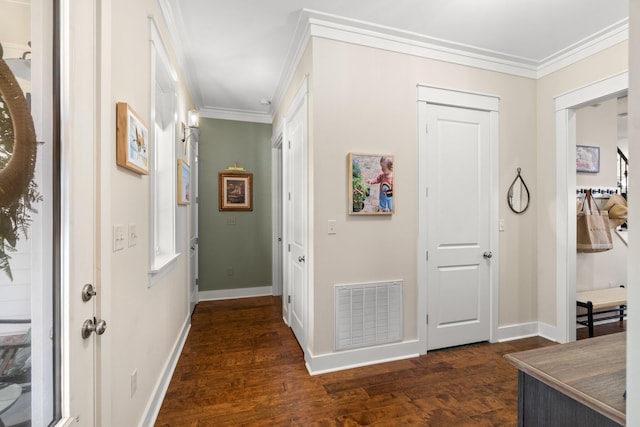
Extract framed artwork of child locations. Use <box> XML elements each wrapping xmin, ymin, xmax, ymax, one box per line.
<box><xmin>348</xmin><ymin>153</ymin><xmax>394</xmax><ymax>215</ymax></box>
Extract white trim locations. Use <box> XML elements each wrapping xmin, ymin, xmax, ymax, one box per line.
<box><xmin>537</xmin><ymin>322</ymin><xmax>558</xmax><ymax>342</ymax></box>
<box><xmin>200</xmin><ymin>107</ymin><xmax>272</xmax><ymax>124</ymax></box>
<box><xmin>271</xmin><ymin>133</ymin><xmax>284</xmax><ymax>297</ymax></box>
<box><xmin>554</xmin><ymin>72</ymin><xmax>628</xmax><ymax>344</ymax></box>
<box><xmin>155</xmin><ymin>0</ymin><xmax>203</xmax><ymax>108</ymax></box>
<box><xmin>305</xmin><ymin>340</ymin><xmax>420</xmax><ymax>375</ymax></box>
<box><xmin>271</xmin><ymin>11</ymin><xmax>313</xmax><ymax>121</ymax></box>
<box><xmin>538</xmin><ymin>20</ymin><xmax>629</xmax><ymax>78</ymax></box>
<box><xmin>496</xmin><ymin>322</ymin><xmax>540</xmax><ymax>342</ymax></box>
<box><xmin>198</xmin><ymin>286</ymin><xmax>273</xmax><ymax>301</ymax></box>
<box><xmin>140</xmin><ymin>318</ymin><xmax>190</xmax><ymax>427</ymax></box>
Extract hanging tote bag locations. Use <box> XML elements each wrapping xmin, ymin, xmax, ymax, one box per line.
<box><xmin>576</xmin><ymin>190</ymin><xmax>613</xmax><ymax>253</ymax></box>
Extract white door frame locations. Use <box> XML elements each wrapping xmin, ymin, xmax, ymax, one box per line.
<box><xmin>417</xmin><ymin>85</ymin><xmax>500</xmax><ymax>354</ymax></box>
<box><xmin>271</xmin><ymin>131</ymin><xmax>284</xmax><ymax>298</ymax></box>
<box><xmin>554</xmin><ymin>71</ymin><xmax>628</xmax><ymax>343</ymax></box>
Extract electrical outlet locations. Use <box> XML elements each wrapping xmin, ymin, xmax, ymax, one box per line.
<box><xmin>499</xmin><ymin>219</ymin><xmax>505</xmax><ymax>232</ymax></box>
<box><xmin>227</xmin><ymin>217</ymin><xmax>237</xmax><ymax>226</ymax></box>
<box><xmin>128</xmin><ymin>223</ymin><xmax>137</xmax><ymax>247</ymax></box>
<box><xmin>113</xmin><ymin>224</ymin><xmax>126</xmax><ymax>252</ymax></box>
<box><xmin>131</xmin><ymin>369</ymin><xmax>137</xmax><ymax>397</ymax></box>
<box><xmin>328</xmin><ymin>220</ymin><xmax>337</xmax><ymax>235</ymax></box>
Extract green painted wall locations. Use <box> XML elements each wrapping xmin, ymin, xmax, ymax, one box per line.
<box><xmin>198</xmin><ymin>118</ymin><xmax>272</xmax><ymax>291</ymax></box>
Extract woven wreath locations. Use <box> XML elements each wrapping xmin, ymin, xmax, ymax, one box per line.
<box><xmin>0</xmin><ymin>56</ymin><xmax>37</xmax><ymax>208</ymax></box>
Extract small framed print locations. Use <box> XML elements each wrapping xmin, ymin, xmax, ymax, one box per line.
<box><xmin>177</xmin><ymin>159</ymin><xmax>191</xmax><ymax>205</ymax></box>
<box><xmin>349</xmin><ymin>153</ymin><xmax>394</xmax><ymax>215</ymax></box>
<box><xmin>116</xmin><ymin>102</ymin><xmax>149</xmax><ymax>174</ymax></box>
<box><xmin>576</xmin><ymin>145</ymin><xmax>600</xmax><ymax>173</ymax></box>
<box><xmin>219</xmin><ymin>172</ymin><xmax>253</xmax><ymax>211</ymax></box>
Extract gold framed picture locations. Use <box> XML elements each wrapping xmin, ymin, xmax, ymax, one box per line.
<box><xmin>219</xmin><ymin>172</ymin><xmax>253</xmax><ymax>211</ymax></box>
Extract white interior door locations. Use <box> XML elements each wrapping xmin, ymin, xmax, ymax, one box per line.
<box><xmin>189</xmin><ymin>137</ymin><xmax>199</xmax><ymax>314</ymax></box>
<box><xmin>418</xmin><ymin>88</ymin><xmax>498</xmax><ymax>351</ymax></box>
<box><xmin>284</xmin><ymin>84</ymin><xmax>308</xmax><ymax>348</ymax></box>
<box><xmin>59</xmin><ymin>0</ymin><xmax>102</xmax><ymax>423</ymax></box>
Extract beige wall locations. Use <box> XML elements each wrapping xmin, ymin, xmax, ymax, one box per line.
<box><xmin>107</xmin><ymin>1</ymin><xmax>193</xmax><ymax>425</ymax></box>
<box><xmin>535</xmin><ymin>41</ymin><xmax>628</xmax><ymax>326</ymax></box>
<box><xmin>305</xmin><ymin>37</ymin><xmax>538</xmax><ymax>355</ymax></box>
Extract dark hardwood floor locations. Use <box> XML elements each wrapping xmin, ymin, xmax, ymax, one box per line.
<box><xmin>155</xmin><ymin>296</ymin><xmax>624</xmax><ymax>426</ymax></box>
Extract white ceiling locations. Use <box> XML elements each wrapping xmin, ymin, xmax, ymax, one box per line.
<box><xmin>164</xmin><ymin>0</ymin><xmax>628</xmax><ymax>121</ymax></box>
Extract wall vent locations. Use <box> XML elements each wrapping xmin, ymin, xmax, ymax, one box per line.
<box><xmin>335</xmin><ymin>280</ymin><xmax>403</xmax><ymax>351</ymax></box>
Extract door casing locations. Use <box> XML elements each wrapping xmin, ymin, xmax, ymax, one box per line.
<box><xmin>554</xmin><ymin>72</ymin><xmax>628</xmax><ymax>343</ymax></box>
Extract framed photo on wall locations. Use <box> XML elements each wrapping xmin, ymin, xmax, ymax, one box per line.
<box><xmin>576</xmin><ymin>145</ymin><xmax>600</xmax><ymax>173</ymax></box>
<box><xmin>219</xmin><ymin>172</ymin><xmax>253</xmax><ymax>211</ymax></box>
<box><xmin>348</xmin><ymin>153</ymin><xmax>394</xmax><ymax>215</ymax></box>
<box><xmin>177</xmin><ymin>159</ymin><xmax>191</xmax><ymax>205</ymax></box>
<box><xmin>116</xmin><ymin>102</ymin><xmax>149</xmax><ymax>174</ymax></box>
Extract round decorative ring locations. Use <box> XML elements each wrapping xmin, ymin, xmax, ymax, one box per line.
<box><xmin>0</xmin><ymin>58</ymin><xmax>37</xmax><ymax>208</ymax></box>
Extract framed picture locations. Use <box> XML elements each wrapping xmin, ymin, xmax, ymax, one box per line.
<box><xmin>576</xmin><ymin>145</ymin><xmax>600</xmax><ymax>173</ymax></box>
<box><xmin>348</xmin><ymin>153</ymin><xmax>394</xmax><ymax>215</ymax></box>
<box><xmin>116</xmin><ymin>102</ymin><xmax>149</xmax><ymax>174</ymax></box>
<box><xmin>177</xmin><ymin>159</ymin><xmax>191</xmax><ymax>205</ymax></box>
<box><xmin>219</xmin><ymin>172</ymin><xmax>253</xmax><ymax>211</ymax></box>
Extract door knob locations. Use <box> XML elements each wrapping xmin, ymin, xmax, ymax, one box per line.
<box><xmin>81</xmin><ymin>283</ymin><xmax>97</xmax><ymax>302</ymax></box>
<box><xmin>81</xmin><ymin>317</ymin><xmax>108</xmax><ymax>339</ymax></box>
<box><xmin>483</xmin><ymin>251</ymin><xmax>493</xmax><ymax>259</ymax></box>
<box><xmin>298</xmin><ymin>255</ymin><xmax>305</xmax><ymax>263</ymax></box>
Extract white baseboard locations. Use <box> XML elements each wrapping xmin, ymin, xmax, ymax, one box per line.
<box><xmin>199</xmin><ymin>285</ymin><xmax>273</xmax><ymax>301</ymax></box>
<box><xmin>140</xmin><ymin>317</ymin><xmax>191</xmax><ymax>427</ymax></box>
<box><xmin>496</xmin><ymin>322</ymin><xmax>540</xmax><ymax>342</ymax></box>
<box><xmin>305</xmin><ymin>340</ymin><xmax>421</xmax><ymax>375</ymax></box>
<box><xmin>537</xmin><ymin>322</ymin><xmax>558</xmax><ymax>342</ymax></box>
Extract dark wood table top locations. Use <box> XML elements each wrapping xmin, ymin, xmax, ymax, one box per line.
<box><xmin>505</xmin><ymin>332</ymin><xmax>626</xmax><ymax>426</ymax></box>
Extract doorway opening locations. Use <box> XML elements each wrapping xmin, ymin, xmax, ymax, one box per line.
<box><xmin>554</xmin><ymin>72</ymin><xmax>628</xmax><ymax>343</ymax></box>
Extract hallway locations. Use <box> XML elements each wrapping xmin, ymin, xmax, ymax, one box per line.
<box><xmin>155</xmin><ymin>297</ymin><xmax>555</xmax><ymax>426</ymax></box>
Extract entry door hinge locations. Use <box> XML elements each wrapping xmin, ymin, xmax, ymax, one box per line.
<box><xmin>288</xmin><ymin>244</ymin><xmax>291</xmax><ymax>252</ymax></box>
<box><xmin>288</xmin><ymin>140</ymin><xmax>291</xmax><ymax>149</ymax></box>
<box><xmin>288</xmin><ymin>295</ymin><xmax>291</xmax><ymax>304</ymax></box>
<box><xmin>196</xmin><ymin>196</ymin><xmax>199</xmax><ymax>204</ymax></box>
<box><xmin>196</xmin><ymin>278</ymin><xmax>199</xmax><ymax>285</ymax></box>
<box><xmin>425</xmin><ymin>124</ymin><xmax>428</xmax><ymax>134</ymax></box>
<box><xmin>426</xmin><ymin>251</ymin><xmax>428</xmax><ymax>261</ymax></box>
<box><xmin>425</xmin><ymin>187</ymin><xmax>428</xmax><ymax>198</ymax></box>
<box><xmin>195</xmin><ymin>237</ymin><xmax>199</xmax><ymax>244</ymax></box>
<box><xmin>288</xmin><ymin>192</ymin><xmax>291</xmax><ymax>201</ymax></box>
<box><xmin>426</xmin><ymin>314</ymin><xmax>429</xmax><ymax>324</ymax></box>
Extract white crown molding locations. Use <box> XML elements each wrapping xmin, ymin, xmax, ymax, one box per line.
<box><xmin>200</xmin><ymin>107</ymin><xmax>273</xmax><ymax>124</ymax></box>
<box><xmin>536</xmin><ymin>19</ymin><xmax>629</xmax><ymax>78</ymax></box>
<box><xmin>208</xmin><ymin>9</ymin><xmax>629</xmax><ymax>124</ymax></box>
<box><xmin>156</xmin><ymin>0</ymin><xmax>203</xmax><ymax>108</ymax></box>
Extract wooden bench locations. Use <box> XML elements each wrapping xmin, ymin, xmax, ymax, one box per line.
<box><xmin>576</xmin><ymin>287</ymin><xmax>627</xmax><ymax>338</ymax></box>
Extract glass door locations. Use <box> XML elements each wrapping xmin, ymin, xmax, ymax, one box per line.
<box><xmin>0</xmin><ymin>0</ymin><xmax>57</xmax><ymax>425</ymax></box>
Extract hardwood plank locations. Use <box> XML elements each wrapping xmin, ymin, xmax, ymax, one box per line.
<box><xmin>154</xmin><ymin>296</ymin><xmax>565</xmax><ymax>426</ymax></box>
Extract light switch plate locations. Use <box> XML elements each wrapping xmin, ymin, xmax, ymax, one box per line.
<box><xmin>113</xmin><ymin>224</ymin><xmax>126</xmax><ymax>252</ymax></box>
<box><xmin>328</xmin><ymin>220</ymin><xmax>337</xmax><ymax>235</ymax></box>
<box><xmin>128</xmin><ymin>223</ymin><xmax>137</xmax><ymax>247</ymax></box>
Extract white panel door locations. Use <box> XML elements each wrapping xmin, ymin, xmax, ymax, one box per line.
<box><xmin>425</xmin><ymin>104</ymin><xmax>492</xmax><ymax>350</ymax></box>
<box><xmin>60</xmin><ymin>0</ymin><xmax>102</xmax><ymax>423</ymax></box>
<box><xmin>285</xmin><ymin>92</ymin><xmax>308</xmax><ymax>348</ymax></box>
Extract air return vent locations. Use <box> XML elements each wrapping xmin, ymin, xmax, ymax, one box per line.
<box><xmin>335</xmin><ymin>280</ymin><xmax>403</xmax><ymax>351</ymax></box>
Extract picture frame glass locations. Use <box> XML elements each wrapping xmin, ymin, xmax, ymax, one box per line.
<box><xmin>219</xmin><ymin>172</ymin><xmax>253</xmax><ymax>211</ymax></box>
<box><xmin>349</xmin><ymin>153</ymin><xmax>394</xmax><ymax>215</ymax></box>
<box><xmin>576</xmin><ymin>145</ymin><xmax>600</xmax><ymax>173</ymax></box>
